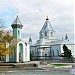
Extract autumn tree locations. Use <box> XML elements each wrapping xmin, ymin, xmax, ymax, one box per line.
<box><xmin>0</xmin><ymin>30</ymin><xmax>15</xmax><ymax>60</ymax></box>
<box><xmin>0</xmin><ymin>18</ymin><xmax>5</xmax><ymax>29</ymax></box>
<box><xmin>0</xmin><ymin>18</ymin><xmax>17</xmax><ymax>61</ymax></box>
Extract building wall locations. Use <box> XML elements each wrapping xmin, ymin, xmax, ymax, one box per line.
<box><xmin>30</xmin><ymin>44</ymin><xmax>75</xmax><ymax>60</ymax></box>
<box><xmin>51</xmin><ymin>44</ymin><xmax>75</xmax><ymax>59</ymax></box>
<box><xmin>25</xmin><ymin>44</ymin><xmax>30</xmax><ymax>61</ymax></box>
<box><xmin>31</xmin><ymin>45</ymin><xmax>51</xmax><ymax>60</ymax></box>
<box><xmin>13</xmin><ymin>28</ymin><xmax>21</xmax><ymax>40</ymax></box>
<box><xmin>51</xmin><ymin>44</ymin><xmax>61</xmax><ymax>59</ymax></box>
<box><xmin>9</xmin><ymin>55</ymin><xmax>16</xmax><ymax>62</ymax></box>
<box><xmin>9</xmin><ymin>47</ymin><xmax>16</xmax><ymax>62</ymax></box>
<box><xmin>16</xmin><ymin>41</ymin><xmax>30</xmax><ymax>62</ymax></box>
<box><xmin>30</xmin><ymin>46</ymin><xmax>36</xmax><ymax>56</ymax></box>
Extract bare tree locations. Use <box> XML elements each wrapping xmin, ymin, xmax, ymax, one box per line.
<box><xmin>0</xmin><ymin>18</ymin><xmax>5</xmax><ymax>29</ymax></box>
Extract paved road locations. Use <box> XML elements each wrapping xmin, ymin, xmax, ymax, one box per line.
<box><xmin>0</xmin><ymin>68</ymin><xmax>73</xmax><ymax>75</ymax></box>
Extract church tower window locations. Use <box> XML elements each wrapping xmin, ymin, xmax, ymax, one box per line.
<box><xmin>51</xmin><ymin>31</ymin><xmax>53</xmax><ymax>36</ymax></box>
<box><xmin>18</xmin><ymin>30</ymin><xmax>20</xmax><ymax>35</ymax></box>
<box><xmin>45</xmin><ymin>31</ymin><xmax>47</xmax><ymax>36</ymax></box>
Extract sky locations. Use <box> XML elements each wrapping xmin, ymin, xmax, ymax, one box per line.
<box><xmin>0</xmin><ymin>0</ymin><xmax>74</xmax><ymax>44</ymax></box>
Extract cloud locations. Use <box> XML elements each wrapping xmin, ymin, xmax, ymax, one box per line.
<box><xmin>0</xmin><ymin>0</ymin><xmax>74</xmax><ymax>43</ymax></box>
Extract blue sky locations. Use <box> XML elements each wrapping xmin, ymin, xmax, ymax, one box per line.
<box><xmin>0</xmin><ymin>0</ymin><xmax>74</xmax><ymax>43</ymax></box>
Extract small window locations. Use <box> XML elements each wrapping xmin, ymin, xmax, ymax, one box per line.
<box><xmin>51</xmin><ymin>32</ymin><xmax>53</xmax><ymax>36</ymax></box>
<box><xmin>18</xmin><ymin>30</ymin><xmax>20</xmax><ymax>35</ymax></box>
<box><xmin>53</xmin><ymin>50</ymin><xmax>54</xmax><ymax>56</ymax></box>
<box><xmin>45</xmin><ymin>31</ymin><xmax>47</xmax><ymax>36</ymax></box>
<box><xmin>45</xmin><ymin>54</ymin><xmax>47</xmax><ymax>56</ymax></box>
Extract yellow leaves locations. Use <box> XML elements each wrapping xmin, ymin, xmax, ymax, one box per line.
<box><xmin>9</xmin><ymin>47</ymin><xmax>16</xmax><ymax>58</ymax></box>
<box><xmin>0</xmin><ymin>30</ymin><xmax>16</xmax><ymax>58</ymax></box>
<box><xmin>3</xmin><ymin>31</ymin><xmax>14</xmax><ymax>43</ymax></box>
<box><xmin>0</xmin><ymin>43</ymin><xmax>9</xmax><ymax>56</ymax></box>
<box><xmin>0</xmin><ymin>43</ymin><xmax>6</xmax><ymax>56</ymax></box>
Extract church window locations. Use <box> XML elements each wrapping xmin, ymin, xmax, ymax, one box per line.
<box><xmin>37</xmin><ymin>52</ymin><xmax>39</xmax><ymax>56</ymax></box>
<box><xmin>45</xmin><ymin>31</ymin><xmax>47</xmax><ymax>36</ymax></box>
<box><xmin>45</xmin><ymin>54</ymin><xmax>47</xmax><ymax>59</ymax></box>
<box><xmin>57</xmin><ymin>50</ymin><xmax>59</xmax><ymax>56</ymax></box>
<box><xmin>18</xmin><ymin>30</ymin><xmax>20</xmax><ymax>35</ymax></box>
<box><xmin>53</xmin><ymin>50</ymin><xmax>54</xmax><ymax>56</ymax></box>
<box><xmin>51</xmin><ymin>32</ymin><xmax>53</xmax><ymax>36</ymax></box>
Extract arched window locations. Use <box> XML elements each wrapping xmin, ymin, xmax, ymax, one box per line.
<box><xmin>45</xmin><ymin>31</ymin><xmax>47</xmax><ymax>36</ymax></box>
<box><xmin>19</xmin><ymin>43</ymin><xmax>23</xmax><ymax>62</ymax></box>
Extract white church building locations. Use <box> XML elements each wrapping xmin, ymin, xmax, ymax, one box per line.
<box><xmin>29</xmin><ymin>17</ymin><xmax>75</xmax><ymax>60</ymax></box>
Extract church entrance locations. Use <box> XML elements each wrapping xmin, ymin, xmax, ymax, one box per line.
<box><xmin>19</xmin><ymin>43</ymin><xmax>23</xmax><ymax>62</ymax></box>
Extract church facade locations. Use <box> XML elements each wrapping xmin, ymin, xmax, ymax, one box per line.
<box><xmin>6</xmin><ymin>16</ymin><xmax>30</xmax><ymax>62</ymax></box>
<box><xmin>29</xmin><ymin>17</ymin><xmax>75</xmax><ymax>60</ymax></box>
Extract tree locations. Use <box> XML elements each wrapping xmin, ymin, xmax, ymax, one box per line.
<box><xmin>0</xmin><ymin>30</ymin><xmax>15</xmax><ymax>60</ymax></box>
<box><xmin>60</xmin><ymin>44</ymin><xmax>73</xmax><ymax>61</ymax></box>
<box><xmin>63</xmin><ymin>44</ymin><xmax>69</xmax><ymax>58</ymax></box>
<box><xmin>0</xmin><ymin>18</ymin><xmax>17</xmax><ymax>61</ymax></box>
<box><xmin>0</xmin><ymin>18</ymin><xmax>5</xmax><ymax>29</ymax></box>
<box><xmin>3</xmin><ymin>31</ymin><xmax>14</xmax><ymax>43</ymax></box>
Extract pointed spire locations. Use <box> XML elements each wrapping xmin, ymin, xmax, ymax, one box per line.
<box><xmin>65</xmin><ymin>34</ymin><xmax>68</xmax><ymax>40</ymax></box>
<box><xmin>29</xmin><ymin>36</ymin><xmax>32</xmax><ymax>42</ymax></box>
<box><xmin>11</xmin><ymin>15</ymin><xmax>23</xmax><ymax>29</ymax></box>
<box><xmin>12</xmin><ymin>15</ymin><xmax>22</xmax><ymax>25</ymax></box>
<box><xmin>29</xmin><ymin>36</ymin><xmax>32</xmax><ymax>45</ymax></box>
<box><xmin>40</xmin><ymin>16</ymin><xmax>54</xmax><ymax>32</ymax></box>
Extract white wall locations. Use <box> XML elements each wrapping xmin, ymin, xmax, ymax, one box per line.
<box><xmin>51</xmin><ymin>44</ymin><xmax>61</xmax><ymax>59</ymax></box>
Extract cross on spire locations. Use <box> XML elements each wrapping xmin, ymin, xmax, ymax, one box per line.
<box><xmin>46</xmin><ymin>16</ymin><xmax>49</xmax><ymax>20</ymax></box>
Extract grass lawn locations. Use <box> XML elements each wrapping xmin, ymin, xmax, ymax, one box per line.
<box><xmin>52</xmin><ymin>64</ymin><xmax>68</xmax><ymax>66</ymax></box>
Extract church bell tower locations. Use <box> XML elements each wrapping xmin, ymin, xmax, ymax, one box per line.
<box><xmin>11</xmin><ymin>15</ymin><xmax>23</xmax><ymax>41</ymax></box>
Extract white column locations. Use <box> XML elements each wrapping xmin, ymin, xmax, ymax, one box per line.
<box><xmin>23</xmin><ymin>43</ymin><xmax>25</xmax><ymax>62</ymax></box>
<box><xmin>6</xmin><ymin>54</ymin><xmax>9</xmax><ymax>62</ymax></box>
<box><xmin>27</xmin><ymin>44</ymin><xmax>30</xmax><ymax>61</ymax></box>
<box><xmin>16</xmin><ymin>44</ymin><xmax>19</xmax><ymax>62</ymax></box>
<box><xmin>40</xmin><ymin>49</ymin><xmax>43</xmax><ymax>59</ymax></box>
<box><xmin>24</xmin><ymin>44</ymin><xmax>30</xmax><ymax>61</ymax></box>
<box><xmin>6</xmin><ymin>42</ymin><xmax>9</xmax><ymax>62</ymax></box>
